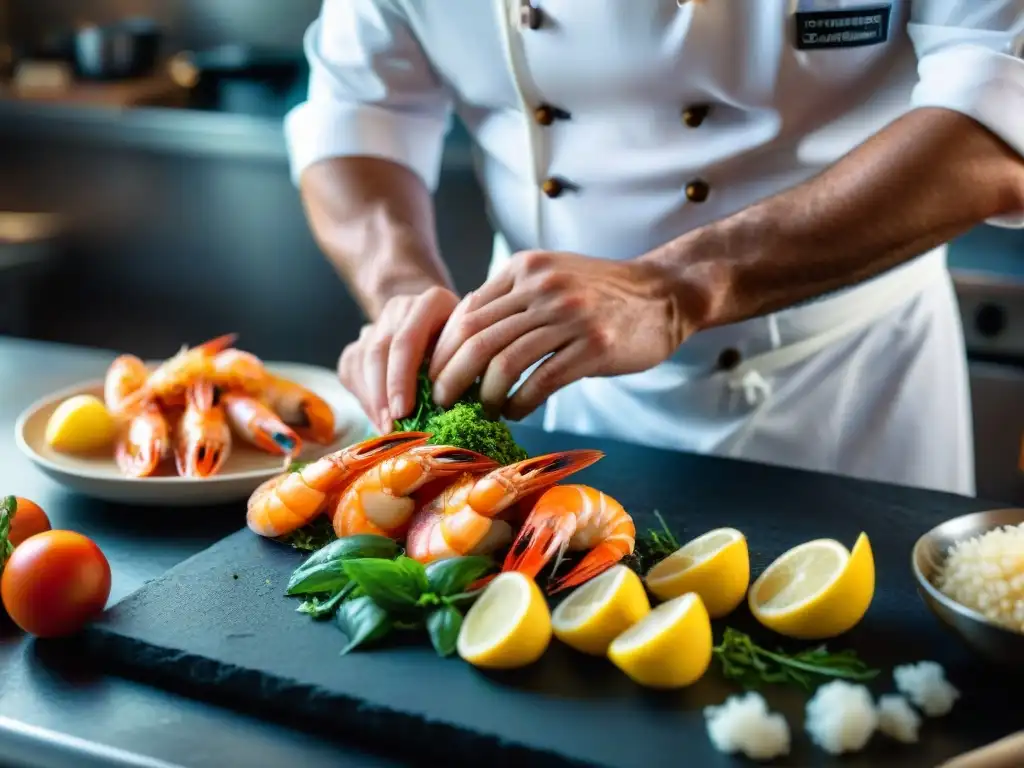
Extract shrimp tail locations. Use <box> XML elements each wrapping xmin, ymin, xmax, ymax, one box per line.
<box><xmin>195</xmin><ymin>332</ymin><xmax>239</xmax><ymax>355</ymax></box>
<box><xmin>502</xmin><ymin>506</ymin><xmax>576</xmax><ymax>579</ymax></box>
<box><xmin>547</xmin><ymin>541</ymin><xmax>629</xmax><ymax>594</ymax></box>
<box><xmin>114</xmin><ymin>405</ymin><xmax>170</xmax><ymax>478</ymax></box>
<box><xmin>188</xmin><ymin>378</ymin><xmax>217</xmax><ymax>412</ymax></box>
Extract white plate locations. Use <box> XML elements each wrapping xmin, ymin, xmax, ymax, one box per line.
<box><xmin>14</xmin><ymin>362</ymin><xmax>372</xmax><ymax>507</ymax></box>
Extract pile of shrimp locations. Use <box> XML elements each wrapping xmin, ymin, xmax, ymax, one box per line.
<box><xmin>246</xmin><ymin>431</ymin><xmax>637</xmax><ymax>594</ymax></box>
<box><xmin>104</xmin><ymin>333</ymin><xmax>336</xmax><ymax>479</ymax></box>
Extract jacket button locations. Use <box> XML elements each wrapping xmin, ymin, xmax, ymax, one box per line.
<box><xmin>535</xmin><ymin>104</ymin><xmax>570</xmax><ymax>126</ymax></box>
<box><xmin>542</xmin><ymin>177</ymin><xmax>567</xmax><ymax>198</ymax></box>
<box><xmin>682</xmin><ymin>104</ymin><xmax>710</xmax><ymax>128</ymax></box>
<box><xmin>520</xmin><ymin>3</ymin><xmax>543</xmax><ymax>30</ymax></box>
<box><xmin>686</xmin><ymin>179</ymin><xmax>710</xmax><ymax>203</ymax></box>
<box><xmin>717</xmin><ymin>348</ymin><xmax>742</xmax><ymax>371</ymax></box>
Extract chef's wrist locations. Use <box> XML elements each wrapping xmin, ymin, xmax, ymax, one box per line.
<box><xmin>638</xmin><ymin>214</ymin><xmax>762</xmax><ymax>339</ymax></box>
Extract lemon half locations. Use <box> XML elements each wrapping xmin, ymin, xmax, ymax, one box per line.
<box><xmin>644</xmin><ymin>527</ymin><xmax>749</xmax><ymax>618</ymax></box>
<box><xmin>45</xmin><ymin>394</ymin><xmax>117</xmax><ymax>454</ymax></box>
<box><xmin>748</xmin><ymin>533</ymin><xmax>875</xmax><ymax>640</ymax></box>
<box><xmin>551</xmin><ymin>565</ymin><xmax>651</xmax><ymax>656</ymax></box>
<box><xmin>607</xmin><ymin>592</ymin><xmax>713</xmax><ymax>689</ymax></box>
<box><xmin>457</xmin><ymin>572</ymin><xmax>552</xmax><ymax>669</ymax></box>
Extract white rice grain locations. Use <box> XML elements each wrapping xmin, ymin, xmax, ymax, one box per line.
<box><xmin>877</xmin><ymin>694</ymin><xmax>922</xmax><ymax>743</ymax></box>
<box><xmin>704</xmin><ymin>692</ymin><xmax>791</xmax><ymax>761</ymax></box>
<box><xmin>893</xmin><ymin>661</ymin><xmax>959</xmax><ymax>717</ymax></box>
<box><xmin>936</xmin><ymin>523</ymin><xmax>1024</xmax><ymax>633</ymax></box>
<box><xmin>805</xmin><ymin>680</ymin><xmax>878</xmax><ymax>755</ymax></box>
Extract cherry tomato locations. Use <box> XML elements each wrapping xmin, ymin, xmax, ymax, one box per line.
<box><xmin>8</xmin><ymin>497</ymin><xmax>51</xmax><ymax>548</ymax></box>
<box><xmin>1</xmin><ymin>530</ymin><xmax>111</xmax><ymax>638</ymax></box>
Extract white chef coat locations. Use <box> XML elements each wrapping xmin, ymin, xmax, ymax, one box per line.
<box><xmin>285</xmin><ymin>0</ymin><xmax>1024</xmax><ymax>496</ymax></box>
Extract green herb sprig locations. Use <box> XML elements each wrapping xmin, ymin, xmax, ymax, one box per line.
<box><xmin>624</xmin><ymin>510</ymin><xmax>679</xmax><ymax>575</ymax></box>
<box><xmin>713</xmin><ymin>627</ymin><xmax>880</xmax><ymax>691</ymax></box>
<box><xmin>285</xmin><ymin>534</ymin><xmax>496</xmax><ymax>657</ymax></box>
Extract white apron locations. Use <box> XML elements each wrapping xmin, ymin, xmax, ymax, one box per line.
<box><xmin>490</xmin><ymin>234</ymin><xmax>976</xmax><ymax>497</ymax></box>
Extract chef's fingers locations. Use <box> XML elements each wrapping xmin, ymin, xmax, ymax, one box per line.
<box><xmin>387</xmin><ymin>287</ymin><xmax>458</xmax><ymax>420</ymax></box>
<box><xmin>360</xmin><ymin>321</ymin><xmax>394</xmax><ymax>434</ymax></box>
<box><xmin>425</xmin><ymin>290</ymin><xmax>474</xmax><ymax>379</ymax></box>
<box><xmin>429</xmin><ymin>291</ymin><xmax>530</xmax><ymax>381</ymax></box>
<box><xmin>504</xmin><ymin>338</ymin><xmax>592</xmax><ymax>421</ymax></box>
<box><xmin>432</xmin><ymin>308</ymin><xmax>545</xmax><ymax>408</ymax></box>
<box><xmin>462</xmin><ymin>261</ymin><xmax>515</xmax><ymax>312</ymax></box>
<box><xmin>478</xmin><ymin>326</ymin><xmax>573</xmax><ymax>416</ymax></box>
<box><xmin>338</xmin><ymin>326</ymin><xmax>372</xmax><ymax>423</ymax></box>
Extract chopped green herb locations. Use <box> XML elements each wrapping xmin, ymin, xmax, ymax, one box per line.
<box><xmin>277</xmin><ymin>516</ymin><xmax>337</xmax><ymax>552</ymax></box>
<box><xmin>393</xmin><ymin>367</ymin><xmax>527</xmax><ymax>466</ymax></box>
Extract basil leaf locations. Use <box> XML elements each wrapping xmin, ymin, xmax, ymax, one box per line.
<box><xmin>296</xmin><ymin>582</ymin><xmax>354</xmax><ymax>619</ymax></box>
<box><xmin>426</xmin><ymin>605</ymin><xmax>463</xmax><ymax>658</ymax></box>
<box><xmin>287</xmin><ymin>561</ymin><xmax>350</xmax><ymax>596</ymax></box>
<box><xmin>443</xmin><ymin>588</ymin><xmax>485</xmax><ymax>609</ymax></box>
<box><xmin>295</xmin><ymin>534</ymin><xmax>399</xmax><ymax>576</ymax></box>
<box><xmin>394</xmin><ymin>556</ymin><xmax>430</xmax><ymax>594</ymax></box>
<box><xmin>424</xmin><ymin>556</ymin><xmax>495</xmax><ymax>597</ymax></box>
<box><xmin>343</xmin><ymin>557</ymin><xmax>428</xmax><ymax>613</ymax></box>
<box><xmin>336</xmin><ymin>596</ymin><xmax>392</xmax><ymax>654</ymax></box>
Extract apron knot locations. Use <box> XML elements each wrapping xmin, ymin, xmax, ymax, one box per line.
<box><xmin>728</xmin><ymin>369</ymin><xmax>772</xmax><ymax>408</ymax></box>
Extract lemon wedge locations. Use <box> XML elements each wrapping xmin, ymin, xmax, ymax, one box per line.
<box><xmin>551</xmin><ymin>565</ymin><xmax>651</xmax><ymax>656</ymax></box>
<box><xmin>748</xmin><ymin>533</ymin><xmax>875</xmax><ymax>640</ymax></box>
<box><xmin>644</xmin><ymin>527</ymin><xmax>750</xmax><ymax>618</ymax></box>
<box><xmin>457</xmin><ymin>572</ymin><xmax>552</xmax><ymax>669</ymax></box>
<box><xmin>45</xmin><ymin>394</ymin><xmax>117</xmax><ymax>454</ymax></box>
<box><xmin>607</xmin><ymin>592</ymin><xmax>713</xmax><ymax>689</ymax></box>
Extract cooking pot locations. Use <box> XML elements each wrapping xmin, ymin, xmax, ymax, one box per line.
<box><xmin>73</xmin><ymin>17</ymin><xmax>161</xmax><ymax>80</ymax></box>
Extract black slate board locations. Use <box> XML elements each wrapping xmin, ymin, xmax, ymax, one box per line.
<box><xmin>82</xmin><ymin>430</ymin><xmax>1024</xmax><ymax>768</ymax></box>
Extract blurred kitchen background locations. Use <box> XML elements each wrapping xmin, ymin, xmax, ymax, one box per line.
<box><xmin>1</xmin><ymin>1</ymin><xmax>1023</xmax><ymax>502</ymax></box>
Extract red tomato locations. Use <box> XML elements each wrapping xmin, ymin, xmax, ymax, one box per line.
<box><xmin>1</xmin><ymin>530</ymin><xmax>111</xmax><ymax>638</ymax></box>
<box><xmin>8</xmin><ymin>497</ymin><xmax>51</xmax><ymax>548</ymax></box>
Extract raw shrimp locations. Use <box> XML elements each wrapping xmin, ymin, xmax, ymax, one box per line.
<box><xmin>246</xmin><ymin>431</ymin><xmax>430</xmax><ymax>538</ymax></box>
<box><xmin>262</xmin><ymin>373</ymin><xmax>336</xmax><ymax>445</ymax></box>
<box><xmin>405</xmin><ymin>449</ymin><xmax>604</xmax><ymax>564</ymax></box>
<box><xmin>103</xmin><ymin>354</ymin><xmax>150</xmax><ymax>412</ymax></box>
<box><xmin>105</xmin><ymin>353</ymin><xmax>172</xmax><ymax>477</ymax></box>
<box><xmin>116</xmin><ymin>333</ymin><xmax>237</xmax><ymax>416</ymax></box>
<box><xmin>223</xmin><ymin>391</ymin><xmax>302</xmax><ymax>459</ymax></box>
<box><xmin>115</xmin><ymin>402</ymin><xmax>172</xmax><ymax>477</ymax></box>
<box><xmin>211</xmin><ymin>349</ymin><xmax>271</xmax><ymax>395</ymax></box>
<box><xmin>175</xmin><ymin>380</ymin><xmax>232</xmax><ymax>478</ymax></box>
<box><xmin>503</xmin><ymin>484</ymin><xmax>636</xmax><ymax>593</ymax></box>
<box><xmin>331</xmin><ymin>444</ymin><xmax>498</xmax><ymax>539</ymax></box>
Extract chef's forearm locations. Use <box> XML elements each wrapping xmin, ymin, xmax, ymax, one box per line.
<box><xmin>299</xmin><ymin>156</ymin><xmax>453</xmax><ymax>320</ymax></box>
<box><xmin>645</xmin><ymin>108</ymin><xmax>1024</xmax><ymax>336</ymax></box>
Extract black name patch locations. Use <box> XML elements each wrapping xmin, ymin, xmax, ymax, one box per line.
<box><xmin>795</xmin><ymin>5</ymin><xmax>892</xmax><ymax>50</ymax></box>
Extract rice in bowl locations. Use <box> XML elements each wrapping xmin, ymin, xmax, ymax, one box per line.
<box><xmin>935</xmin><ymin>522</ymin><xmax>1024</xmax><ymax>633</ymax></box>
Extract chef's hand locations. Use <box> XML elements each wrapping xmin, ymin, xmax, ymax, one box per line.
<box><xmin>338</xmin><ymin>287</ymin><xmax>459</xmax><ymax>434</ymax></box>
<box><xmin>427</xmin><ymin>251</ymin><xmax>683</xmax><ymax>420</ymax></box>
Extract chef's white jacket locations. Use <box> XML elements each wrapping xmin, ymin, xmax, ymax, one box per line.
<box><xmin>285</xmin><ymin>0</ymin><xmax>1024</xmax><ymax>495</ymax></box>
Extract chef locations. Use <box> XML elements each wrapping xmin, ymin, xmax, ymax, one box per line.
<box><xmin>285</xmin><ymin>0</ymin><xmax>1024</xmax><ymax>496</ymax></box>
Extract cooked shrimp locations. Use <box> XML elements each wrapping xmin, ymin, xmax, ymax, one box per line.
<box><xmin>502</xmin><ymin>484</ymin><xmax>635</xmax><ymax>594</ymax></box>
<box><xmin>103</xmin><ymin>354</ymin><xmax>149</xmax><ymax>412</ymax></box>
<box><xmin>246</xmin><ymin>431</ymin><xmax>430</xmax><ymax>537</ymax></box>
<box><xmin>116</xmin><ymin>333</ymin><xmax>237</xmax><ymax>416</ymax></box>
<box><xmin>405</xmin><ymin>449</ymin><xmax>604</xmax><ymax>565</ymax></box>
<box><xmin>223</xmin><ymin>391</ymin><xmax>301</xmax><ymax>459</ymax></box>
<box><xmin>331</xmin><ymin>444</ymin><xmax>497</xmax><ymax>539</ymax></box>
<box><xmin>115</xmin><ymin>402</ymin><xmax>172</xmax><ymax>478</ymax></box>
<box><xmin>211</xmin><ymin>349</ymin><xmax>271</xmax><ymax>396</ymax></box>
<box><xmin>262</xmin><ymin>373</ymin><xmax>336</xmax><ymax>445</ymax></box>
<box><xmin>175</xmin><ymin>379</ymin><xmax>232</xmax><ymax>478</ymax></box>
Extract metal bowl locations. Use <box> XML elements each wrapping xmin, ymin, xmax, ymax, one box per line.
<box><xmin>912</xmin><ymin>508</ymin><xmax>1024</xmax><ymax>668</ymax></box>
